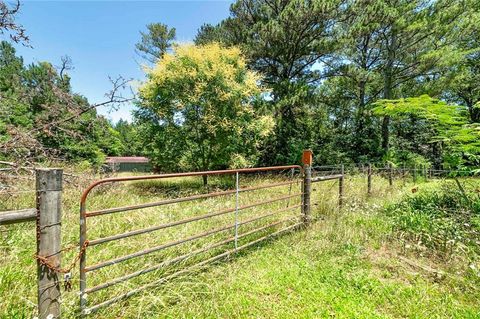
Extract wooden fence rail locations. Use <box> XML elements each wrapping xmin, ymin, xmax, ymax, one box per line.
<box><xmin>0</xmin><ymin>208</ymin><xmax>36</xmax><ymax>225</ymax></box>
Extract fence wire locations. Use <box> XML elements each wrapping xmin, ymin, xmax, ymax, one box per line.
<box><xmin>78</xmin><ymin>166</ymin><xmax>304</xmax><ymax>316</ymax></box>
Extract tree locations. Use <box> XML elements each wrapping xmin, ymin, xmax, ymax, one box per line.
<box><xmin>320</xmin><ymin>0</ymin><xmax>387</xmax><ymax>161</ymax></box>
<box><xmin>135</xmin><ymin>43</ymin><xmax>274</xmax><ymax>184</ymax></box>
<box><xmin>373</xmin><ymin>95</ymin><xmax>480</xmax><ymax>168</ymax></box>
<box><xmin>0</xmin><ymin>0</ymin><xmax>28</xmax><ymax>44</ymax></box>
<box><xmin>373</xmin><ymin>0</ymin><xmax>470</xmax><ymax>151</ymax></box>
<box><xmin>440</xmin><ymin>0</ymin><xmax>480</xmax><ymax>122</ymax></box>
<box><xmin>0</xmin><ymin>41</ymin><xmax>129</xmax><ymax>166</ymax></box>
<box><xmin>320</xmin><ymin>0</ymin><xmax>473</xmax><ymax>156</ymax></box>
<box><xmin>114</xmin><ymin>119</ymin><xmax>144</xmax><ymax>156</ymax></box>
<box><xmin>195</xmin><ymin>0</ymin><xmax>340</xmax><ymax>164</ymax></box>
<box><xmin>135</xmin><ymin>23</ymin><xmax>176</xmax><ymax>64</ymax></box>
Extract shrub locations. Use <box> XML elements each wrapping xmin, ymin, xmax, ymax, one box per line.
<box><xmin>385</xmin><ymin>180</ymin><xmax>480</xmax><ymax>256</ymax></box>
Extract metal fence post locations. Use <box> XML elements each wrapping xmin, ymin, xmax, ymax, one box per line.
<box><xmin>339</xmin><ymin>164</ymin><xmax>344</xmax><ymax>209</ymax></box>
<box><xmin>302</xmin><ymin>150</ymin><xmax>312</xmax><ymax>225</ymax></box>
<box><xmin>234</xmin><ymin>172</ymin><xmax>239</xmax><ymax>250</ymax></box>
<box><xmin>388</xmin><ymin>163</ymin><xmax>393</xmax><ymax>186</ymax></box>
<box><xmin>36</xmin><ymin>168</ymin><xmax>63</xmax><ymax>319</ymax></box>
<box><xmin>367</xmin><ymin>163</ymin><xmax>372</xmax><ymax>195</ymax></box>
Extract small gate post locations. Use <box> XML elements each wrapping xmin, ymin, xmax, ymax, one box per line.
<box><xmin>388</xmin><ymin>163</ymin><xmax>393</xmax><ymax>186</ymax></box>
<box><xmin>339</xmin><ymin>164</ymin><xmax>344</xmax><ymax>209</ymax></box>
<box><xmin>36</xmin><ymin>168</ymin><xmax>63</xmax><ymax>319</ymax></box>
<box><xmin>302</xmin><ymin>150</ymin><xmax>312</xmax><ymax>225</ymax></box>
<box><xmin>367</xmin><ymin>163</ymin><xmax>372</xmax><ymax>195</ymax></box>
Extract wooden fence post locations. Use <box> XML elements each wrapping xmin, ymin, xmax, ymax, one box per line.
<box><xmin>388</xmin><ymin>163</ymin><xmax>393</xmax><ymax>186</ymax></box>
<box><xmin>302</xmin><ymin>150</ymin><xmax>312</xmax><ymax>225</ymax></box>
<box><xmin>367</xmin><ymin>163</ymin><xmax>372</xmax><ymax>195</ymax></box>
<box><xmin>413</xmin><ymin>165</ymin><xmax>417</xmax><ymax>183</ymax></box>
<box><xmin>36</xmin><ymin>168</ymin><xmax>63</xmax><ymax>319</ymax></box>
<box><xmin>339</xmin><ymin>164</ymin><xmax>344</xmax><ymax>209</ymax></box>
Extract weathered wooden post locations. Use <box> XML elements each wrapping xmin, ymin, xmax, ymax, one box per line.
<box><xmin>367</xmin><ymin>163</ymin><xmax>372</xmax><ymax>195</ymax></box>
<box><xmin>388</xmin><ymin>163</ymin><xmax>393</xmax><ymax>186</ymax></box>
<box><xmin>424</xmin><ymin>164</ymin><xmax>428</xmax><ymax>182</ymax></box>
<box><xmin>36</xmin><ymin>168</ymin><xmax>63</xmax><ymax>319</ymax></box>
<box><xmin>413</xmin><ymin>165</ymin><xmax>417</xmax><ymax>183</ymax></box>
<box><xmin>339</xmin><ymin>163</ymin><xmax>344</xmax><ymax>209</ymax></box>
<box><xmin>302</xmin><ymin>150</ymin><xmax>312</xmax><ymax>225</ymax></box>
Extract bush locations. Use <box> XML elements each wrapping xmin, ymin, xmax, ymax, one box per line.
<box><xmin>385</xmin><ymin>180</ymin><xmax>480</xmax><ymax>256</ymax></box>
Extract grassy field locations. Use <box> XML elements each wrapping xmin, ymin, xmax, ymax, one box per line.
<box><xmin>0</xmin><ymin>169</ymin><xmax>479</xmax><ymax>318</ymax></box>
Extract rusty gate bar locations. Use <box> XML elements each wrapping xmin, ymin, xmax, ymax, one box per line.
<box><xmin>80</xmin><ymin>165</ymin><xmax>301</xmax><ymax>204</ymax></box>
<box><xmin>83</xmin><ymin>221</ymin><xmax>302</xmax><ymax>315</ymax></box>
<box><xmin>88</xmin><ymin>192</ymin><xmax>301</xmax><ymax>247</ymax></box>
<box><xmin>79</xmin><ymin>165</ymin><xmax>302</xmax><ymax>316</ymax></box>
<box><xmin>87</xmin><ymin>179</ymin><xmax>299</xmax><ymax>217</ymax></box>
<box><xmin>84</xmin><ymin>204</ymin><xmax>302</xmax><ymax>296</ymax></box>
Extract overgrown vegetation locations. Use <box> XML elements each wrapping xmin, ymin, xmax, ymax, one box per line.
<box><xmin>0</xmin><ymin>41</ymin><xmax>128</xmax><ymax>166</ymax></box>
<box><xmin>1</xmin><ymin>171</ymin><xmax>479</xmax><ymax>318</ymax></box>
<box><xmin>136</xmin><ymin>43</ymin><xmax>274</xmax><ymax>177</ymax></box>
<box><xmin>386</xmin><ymin>179</ymin><xmax>480</xmax><ymax>259</ymax></box>
<box><xmin>2</xmin><ymin>0</ymin><xmax>480</xmax><ymax>170</ymax></box>
<box><xmin>1</xmin><ymin>1</ymin><xmax>480</xmax><ymax>317</ymax></box>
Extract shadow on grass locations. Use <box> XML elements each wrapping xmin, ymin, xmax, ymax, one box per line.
<box><xmin>129</xmin><ymin>175</ymin><xmax>237</xmax><ymax>197</ymax></box>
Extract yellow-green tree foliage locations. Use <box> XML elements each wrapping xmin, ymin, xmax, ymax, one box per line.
<box><xmin>137</xmin><ymin>43</ymin><xmax>274</xmax><ymax>173</ymax></box>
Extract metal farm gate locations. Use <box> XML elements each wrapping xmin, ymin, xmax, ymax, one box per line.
<box><xmin>79</xmin><ymin>165</ymin><xmax>309</xmax><ymax>316</ymax></box>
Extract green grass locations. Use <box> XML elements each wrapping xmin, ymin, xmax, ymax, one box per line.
<box><xmin>0</xmin><ymin>171</ymin><xmax>479</xmax><ymax>318</ymax></box>
<box><xmin>386</xmin><ymin>179</ymin><xmax>480</xmax><ymax>256</ymax></box>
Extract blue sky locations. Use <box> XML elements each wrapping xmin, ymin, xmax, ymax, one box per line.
<box><xmin>13</xmin><ymin>0</ymin><xmax>233</xmax><ymax>122</ymax></box>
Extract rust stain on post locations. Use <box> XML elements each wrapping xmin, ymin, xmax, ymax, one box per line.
<box><xmin>302</xmin><ymin>150</ymin><xmax>313</xmax><ymax>165</ymax></box>
<box><xmin>36</xmin><ymin>168</ymin><xmax>63</xmax><ymax>319</ymax></box>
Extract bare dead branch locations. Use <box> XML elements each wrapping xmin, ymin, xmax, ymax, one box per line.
<box><xmin>56</xmin><ymin>55</ymin><xmax>74</xmax><ymax>81</ymax></box>
<box><xmin>0</xmin><ymin>0</ymin><xmax>29</xmax><ymax>44</ymax></box>
<box><xmin>0</xmin><ymin>76</ymin><xmax>134</xmax><ymax>166</ymax></box>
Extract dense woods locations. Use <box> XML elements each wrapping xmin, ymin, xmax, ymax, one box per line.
<box><xmin>1</xmin><ymin>0</ymin><xmax>479</xmax><ymax>170</ymax></box>
<box><xmin>0</xmin><ymin>41</ymin><xmax>129</xmax><ymax>165</ymax></box>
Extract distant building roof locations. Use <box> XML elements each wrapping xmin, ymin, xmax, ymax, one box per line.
<box><xmin>105</xmin><ymin>156</ymin><xmax>150</xmax><ymax>164</ymax></box>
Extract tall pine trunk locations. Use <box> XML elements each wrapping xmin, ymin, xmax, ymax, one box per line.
<box><xmin>382</xmin><ymin>33</ymin><xmax>396</xmax><ymax>152</ymax></box>
<box><xmin>468</xmin><ymin>101</ymin><xmax>480</xmax><ymax>123</ymax></box>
